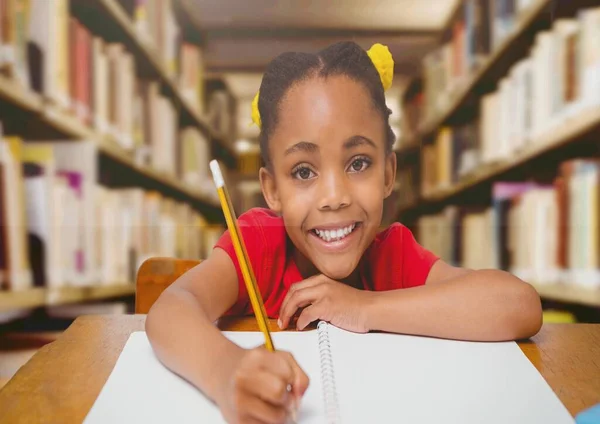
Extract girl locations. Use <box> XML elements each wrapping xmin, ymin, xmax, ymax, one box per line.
<box><xmin>146</xmin><ymin>41</ymin><xmax>543</xmax><ymax>424</ymax></box>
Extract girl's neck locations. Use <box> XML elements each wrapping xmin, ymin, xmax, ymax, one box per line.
<box><xmin>291</xmin><ymin>246</ymin><xmax>362</xmax><ymax>289</ymax></box>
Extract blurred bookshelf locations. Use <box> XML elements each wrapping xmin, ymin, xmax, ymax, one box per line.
<box><xmin>394</xmin><ymin>0</ymin><xmax>600</xmax><ymax>318</ymax></box>
<box><xmin>0</xmin><ymin>285</ymin><xmax>135</xmax><ymax>313</ymax></box>
<box><xmin>531</xmin><ymin>283</ymin><xmax>600</xmax><ymax>309</ymax></box>
<box><xmin>1</xmin><ymin>0</ymin><xmax>599</xmax><ymax>323</ymax></box>
<box><xmin>0</xmin><ymin>0</ymin><xmax>237</xmax><ymax>316</ymax></box>
<box><xmin>418</xmin><ymin>0</ymin><xmax>551</xmax><ymax>139</ymax></box>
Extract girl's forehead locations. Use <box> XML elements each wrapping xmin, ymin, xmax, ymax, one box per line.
<box><xmin>276</xmin><ymin>76</ymin><xmax>382</xmax><ymax>134</ymax></box>
<box><xmin>282</xmin><ymin>76</ymin><xmax>370</xmax><ymax>109</ymax></box>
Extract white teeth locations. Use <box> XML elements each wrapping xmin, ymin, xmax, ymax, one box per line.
<box><xmin>313</xmin><ymin>224</ymin><xmax>357</xmax><ymax>242</ymax></box>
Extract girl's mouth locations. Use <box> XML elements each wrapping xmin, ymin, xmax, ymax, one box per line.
<box><xmin>310</xmin><ymin>222</ymin><xmax>361</xmax><ymax>243</ymax></box>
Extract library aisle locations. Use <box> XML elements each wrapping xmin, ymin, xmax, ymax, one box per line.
<box><xmin>1</xmin><ymin>0</ymin><xmax>600</xmax><ymax>388</ymax></box>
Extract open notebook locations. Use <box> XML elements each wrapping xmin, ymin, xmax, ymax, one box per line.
<box><xmin>84</xmin><ymin>322</ymin><xmax>574</xmax><ymax>423</ymax></box>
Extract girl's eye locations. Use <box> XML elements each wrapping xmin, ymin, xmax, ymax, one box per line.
<box><xmin>348</xmin><ymin>158</ymin><xmax>370</xmax><ymax>173</ymax></box>
<box><xmin>292</xmin><ymin>166</ymin><xmax>315</xmax><ymax>180</ymax></box>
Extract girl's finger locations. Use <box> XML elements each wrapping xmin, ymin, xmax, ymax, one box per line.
<box><xmin>244</xmin><ymin>369</ymin><xmax>292</xmax><ymax>407</ymax></box>
<box><xmin>242</xmin><ymin>384</ymin><xmax>290</xmax><ymax>424</ymax></box>
<box><xmin>280</xmin><ymin>275</ymin><xmax>327</xmax><ymax>314</ymax></box>
<box><xmin>278</xmin><ymin>286</ymin><xmax>322</xmax><ymax>329</ymax></box>
<box><xmin>295</xmin><ymin>304</ymin><xmax>321</xmax><ymax>331</ymax></box>
<box><xmin>279</xmin><ymin>351</ymin><xmax>310</xmax><ymax>404</ymax></box>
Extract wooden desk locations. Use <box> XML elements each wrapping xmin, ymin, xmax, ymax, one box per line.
<box><xmin>0</xmin><ymin>316</ymin><xmax>599</xmax><ymax>423</ymax></box>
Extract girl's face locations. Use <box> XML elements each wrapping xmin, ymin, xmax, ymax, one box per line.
<box><xmin>259</xmin><ymin>75</ymin><xmax>396</xmax><ymax>280</ymax></box>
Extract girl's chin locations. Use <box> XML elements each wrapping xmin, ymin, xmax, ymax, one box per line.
<box><xmin>314</xmin><ymin>260</ymin><xmax>359</xmax><ymax>281</ymax></box>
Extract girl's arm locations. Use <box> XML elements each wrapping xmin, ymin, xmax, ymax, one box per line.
<box><xmin>145</xmin><ymin>249</ymin><xmax>309</xmax><ymax>423</ymax></box>
<box><xmin>364</xmin><ymin>260</ymin><xmax>543</xmax><ymax>341</ymax></box>
<box><xmin>278</xmin><ymin>260</ymin><xmax>542</xmax><ymax>342</ymax></box>
<box><xmin>145</xmin><ymin>248</ymin><xmax>242</xmax><ymax>401</ymax></box>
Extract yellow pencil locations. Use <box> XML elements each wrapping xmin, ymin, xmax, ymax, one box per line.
<box><xmin>210</xmin><ymin>160</ymin><xmax>298</xmax><ymax>422</ymax></box>
<box><xmin>209</xmin><ymin>159</ymin><xmax>275</xmax><ymax>351</ymax></box>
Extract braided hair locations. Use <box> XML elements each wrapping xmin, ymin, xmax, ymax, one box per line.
<box><xmin>256</xmin><ymin>41</ymin><xmax>396</xmax><ymax>167</ymax></box>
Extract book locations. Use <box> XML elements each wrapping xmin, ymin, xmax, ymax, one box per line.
<box><xmin>417</xmin><ymin>206</ymin><xmax>460</xmax><ymax>266</ymax></box>
<box><xmin>492</xmin><ymin>182</ymin><xmax>539</xmax><ymax>272</ymax></box>
<box><xmin>22</xmin><ymin>144</ymin><xmax>65</xmax><ymax>288</ymax></box>
<box><xmin>461</xmin><ymin>207</ymin><xmax>496</xmax><ymax>270</ymax></box>
<box><xmin>84</xmin><ymin>323</ymin><xmax>574</xmax><ymax>424</ymax></box>
<box><xmin>0</xmin><ymin>136</ymin><xmax>33</xmax><ymax>291</ymax></box>
<box><xmin>0</xmin><ymin>162</ymin><xmax>6</xmax><ymax>288</ymax></box>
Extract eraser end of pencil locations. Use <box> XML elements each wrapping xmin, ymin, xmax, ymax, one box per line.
<box><xmin>210</xmin><ymin>160</ymin><xmax>224</xmax><ymax>188</ymax></box>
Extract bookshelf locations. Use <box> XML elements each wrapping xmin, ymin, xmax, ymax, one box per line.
<box><xmin>394</xmin><ymin>140</ymin><xmax>420</xmax><ymax>161</ymax></box>
<box><xmin>396</xmin><ymin>0</ymin><xmax>600</xmax><ymax>313</ymax></box>
<box><xmin>45</xmin><ymin>284</ymin><xmax>135</xmax><ymax>306</ymax></box>
<box><xmin>531</xmin><ymin>283</ymin><xmax>600</xmax><ymax>309</ymax></box>
<box><xmin>0</xmin><ymin>0</ymin><xmax>234</xmax><ymax>315</ymax></box>
<box><xmin>0</xmin><ymin>75</ymin><xmax>43</xmax><ymax>111</ymax></box>
<box><xmin>70</xmin><ymin>0</ymin><xmax>236</xmax><ymax>168</ymax></box>
<box><xmin>398</xmin><ymin>106</ymin><xmax>600</xmax><ymax>215</ymax></box>
<box><xmin>418</xmin><ymin>0</ymin><xmax>551</xmax><ymax>139</ymax></box>
<box><xmin>0</xmin><ymin>285</ymin><xmax>135</xmax><ymax>313</ymax></box>
<box><xmin>0</xmin><ymin>73</ymin><xmax>221</xmax><ymax>218</ymax></box>
<box><xmin>97</xmin><ymin>135</ymin><xmax>219</xmax><ymax>210</ymax></box>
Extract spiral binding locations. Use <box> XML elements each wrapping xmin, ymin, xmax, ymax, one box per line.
<box><xmin>317</xmin><ymin>321</ymin><xmax>341</xmax><ymax>423</ymax></box>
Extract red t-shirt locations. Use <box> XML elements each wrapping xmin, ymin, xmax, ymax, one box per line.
<box><xmin>214</xmin><ymin>208</ymin><xmax>438</xmax><ymax>317</ymax></box>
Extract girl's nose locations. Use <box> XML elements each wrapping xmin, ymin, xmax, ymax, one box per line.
<box><xmin>317</xmin><ymin>171</ymin><xmax>351</xmax><ymax>211</ymax></box>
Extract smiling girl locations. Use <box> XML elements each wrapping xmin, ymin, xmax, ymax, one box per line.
<box><xmin>146</xmin><ymin>41</ymin><xmax>543</xmax><ymax>424</ymax></box>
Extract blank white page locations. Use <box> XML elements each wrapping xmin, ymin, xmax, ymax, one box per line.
<box><xmin>326</xmin><ymin>325</ymin><xmax>574</xmax><ymax>424</ymax></box>
<box><xmin>84</xmin><ymin>331</ymin><xmax>326</xmax><ymax>424</ymax></box>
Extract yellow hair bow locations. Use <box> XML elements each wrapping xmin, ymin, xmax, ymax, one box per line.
<box><xmin>367</xmin><ymin>43</ymin><xmax>394</xmax><ymax>91</ymax></box>
<box><xmin>251</xmin><ymin>91</ymin><xmax>261</xmax><ymax>129</ymax></box>
<box><xmin>251</xmin><ymin>43</ymin><xmax>394</xmax><ymax>128</ymax></box>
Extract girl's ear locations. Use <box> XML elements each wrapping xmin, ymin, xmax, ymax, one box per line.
<box><xmin>259</xmin><ymin>167</ymin><xmax>282</xmax><ymax>212</ymax></box>
<box><xmin>383</xmin><ymin>151</ymin><xmax>397</xmax><ymax>199</ymax></box>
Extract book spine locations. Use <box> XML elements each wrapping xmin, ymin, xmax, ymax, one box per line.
<box><xmin>0</xmin><ymin>162</ymin><xmax>6</xmax><ymax>288</ymax></box>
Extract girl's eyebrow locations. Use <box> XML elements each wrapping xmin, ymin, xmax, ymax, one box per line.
<box><xmin>284</xmin><ymin>141</ymin><xmax>318</xmax><ymax>156</ymax></box>
<box><xmin>284</xmin><ymin>136</ymin><xmax>375</xmax><ymax>157</ymax></box>
<box><xmin>344</xmin><ymin>135</ymin><xmax>376</xmax><ymax>149</ymax></box>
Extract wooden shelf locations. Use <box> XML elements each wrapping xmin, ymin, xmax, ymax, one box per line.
<box><xmin>396</xmin><ymin>199</ymin><xmax>419</xmax><ymax>216</ymax></box>
<box><xmin>398</xmin><ymin>106</ymin><xmax>600</xmax><ymax>216</ymax></box>
<box><xmin>38</xmin><ymin>104</ymin><xmax>221</xmax><ymax>213</ymax></box>
<box><xmin>0</xmin><ymin>288</ymin><xmax>47</xmax><ymax>312</ymax></box>
<box><xmin>0</xmin><ymin>285</ymin><xmax>135</xmax><ymax>313</ymax></box>
<box><xmin>0</xmin><ymin>76</ymin><xmax>43</xmax><ymax>111</ymax></box>
<box><xmin>97</xmin><ymin>135</ymin><xmax>219</xmax><ymax>209</ymax></box>
<box><xmin>532</xmin><ymin>283</ymin><xmax>600</xmax><ymax>308</ymax></box>
<box><xmin>418</xmin><ymin>0</ymin><xmax>550</xmax><ymax>139</ymax></box>
<box><xmin>40</xmin><ymin>104</ymin><xmax>98</xmax><ymax>140</ymax></box>
<box><xmin>46</xmin><ymin>284</ymin><xmax>135</xmax><ymax>306</ymax></box>
<box><xmin>394</xmin><ymin>140</ymin><xmax>421</xmax><ymax>161</ymax></box>
<box><xmin>70</xmin><ymin>0</ymin><xmax>236</xmax><ymax>163</ymax></box>
<box><xmin>428</xmin><ymin>107</ymin><xmax>600</xmax><ymax>201</ymax></box>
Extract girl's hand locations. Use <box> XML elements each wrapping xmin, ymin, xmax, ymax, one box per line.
<box><xmin>216</xmin><ymin>346</ymin><xmax>309</xmax><ymax>424</ymax></box>
<box><xmin>278</xmin><ymin>274</ymin><xmax>373</xmax><ymax>333</ymax></box>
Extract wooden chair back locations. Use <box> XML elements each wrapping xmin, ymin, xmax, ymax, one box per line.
<box><xmin>135</xmin><ymin>257</ymin><xmax>200</xmax><ymax>314</ymax></box>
